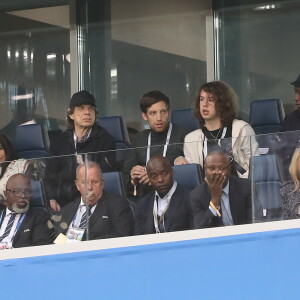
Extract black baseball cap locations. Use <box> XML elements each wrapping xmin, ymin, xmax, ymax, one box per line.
<box><xmin>291</xmin><ymin>74</ymin><xmax>300</xmax><ymax>88</ymax></box>
<box><xmin>69</xmin><ymin>90</ymin><xmax>96</xmax><ymax>108</ymax></box>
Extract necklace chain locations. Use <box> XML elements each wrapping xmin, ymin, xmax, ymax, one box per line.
<box><xmin>209</xmin><ymin>127</ymin><xmax>222</xmax><ymax>139</ymax></box>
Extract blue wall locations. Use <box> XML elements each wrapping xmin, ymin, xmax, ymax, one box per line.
<box><xmin>1</xmin><ymin>228</ymin><xmax>300</xmax><ymax>299</ymax></box>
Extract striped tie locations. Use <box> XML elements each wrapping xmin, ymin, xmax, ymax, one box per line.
<box><xmin>79</xmin><ymin>207</ymin><xmax>92</xmax><ymax>228</ymax></box>
<box><xmin>0</xmin><ymin>213</ymin><xmax>16</xmax><ymax>241</ymax></box>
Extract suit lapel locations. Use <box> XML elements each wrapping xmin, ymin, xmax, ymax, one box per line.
<box><xmin>145</xmin><ymin>192</ymin><xmax>156</xmax><ymax>232</ymax></box>
<box><xmin>12</xmin><ymin>212</ymin><xmax>30</xmax><ymax>243</ymax></box>
<box><xmin>62</xmin><ymin>199</ymin><xmax>80</xmax><ymax>232</ymax></box>
<box><xmin>164</xmin><ymin>187</ymin><xmax>182</xmax><ymax>231</ymax></box>
<box><xmin>89</xmin><ymin>194</ymin><xmax>107</xmax><ymax>227</ymax></box>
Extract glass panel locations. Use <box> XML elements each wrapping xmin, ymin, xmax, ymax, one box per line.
<box><xmin>214</xmin><ymin>0</ymin><xmax>300</xmax><ymax>120</ymax></box>
<box><xmin>0</xmin><ymin>3</ymin><xmax>71</xmax><ymax>140</ymax></box>
<box><xmin>251</xmin><ymin>130</ymin><xmax>300</xmax><ymax>222</ymax></box>
<box><xmin>2</xmin><ymin>130</ymin><xmax>300</xmax><ymax>248</ymax></box>
<box><xmin>77</xmin><ymin>0</ymin><xmax>212</xmax><ymax>131</ymax></box>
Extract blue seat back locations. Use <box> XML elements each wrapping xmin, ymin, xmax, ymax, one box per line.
<box><xmin>15</xmin><ymin>124</ymin><xmax>49</xmax><ymax>159</ymax></box>
<box><xmin>102</xmin><ymin>171</ymin><xmax>126</xmax><ymax>198</ymax></box>
<box><xmin>250</xmin><ymin>154</ymin><xmax>283</xmax><ymax>220</ymax></box>
<box><xmin>172</xmin><ymin>163</ymin><xmax>203</xmax><ymax>190</ymax></box>
<box><xmin>171</xmin><ymin>108</ymin><xmax>200</xmax><ymax>133</ymax></box>
<box><xmin>249</xmin><ymin>99</ymin><xmax>284</xmax><ymax>135</ymax></box>
<box><xmin>30</xmin><ymin>180</ymin><xmax>48</xmax><ymax>210</ymax></box>
<box><xmin>97</xmin><ymin>116</ymin><xmax>131</xmax><ymax>162</ymax></box>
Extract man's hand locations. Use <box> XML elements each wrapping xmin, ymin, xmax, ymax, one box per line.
<box><xmin>50</xmin><ymin>199</ymin><xmax>61</xmax><ymax>212</ymax></box>
<box><xmin>174</xmin><ymin>156</ymin><xmax>189</xmax><ymax>165</ymax></box>
<box><xmin>205</xmin><ymin>171</ymin><xmax>226</xmax><ymax>208</ymax></box>
<box><xmin>130</xmin><ymin>165</ymin><xmax>151</xmax><ymax>186</ymax></box>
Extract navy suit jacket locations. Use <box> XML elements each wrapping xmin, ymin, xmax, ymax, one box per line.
<box><xmin>190</xmin><ymin>176</ymin><xmax>252</xmax><ymax>229</ymax></box>
<box><xmin>54</xmin><ymin>192</ymin><xmax>134</xmax><ymax>240</ymax></box>
<box><xmin>0</xmin><ymin>208</ymin><xmax>53</xmax><ymax>248</ymax></box>
<box><xmin>134</xmin><ymin>184</ymin><xmax>193</xmax><ymax>235</ymax></box>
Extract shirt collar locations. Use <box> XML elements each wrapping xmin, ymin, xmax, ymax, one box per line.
<box><xmin>73</xmin><ymin>128</ymin><xmax>92</xmax><ymax>143</ymax></box>
<box><xmin>79</xmin><ymin>197</ymin><xmax>97</xmax><ymax>211</ymax></box>
<box><xmin>223</xmin><ymin>181</ymin><xmax>229</xmax><ymax>195</ymax></box>
<box><xmin>5</xmin><ymin>207</ymin><xmax>16</xmax><ymax>216</ymax></box>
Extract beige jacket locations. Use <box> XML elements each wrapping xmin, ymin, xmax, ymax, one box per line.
<box><xmin>184</xmin><ymin>119</ymin><xmax>259</xmax><ymax>178</ymax></box>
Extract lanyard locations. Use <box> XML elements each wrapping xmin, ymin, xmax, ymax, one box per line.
<box><xmin>11</xmin><ymin>213</ymin><xmax>26</xmax><ymax>241</ymax></box>
<box><xmin>203</xmin><ymin>126</ymin><xmax>227</xmax><ymax>158</ymax></box>
<box><xmin>146</xmin><ymin>123</ymin><xmax>173</xmax><ymax>165</ymax></box>
<box><xmin>153</xmin><ymin>195</ymin><xmax>170</xmax><ymax>233</ymax></box>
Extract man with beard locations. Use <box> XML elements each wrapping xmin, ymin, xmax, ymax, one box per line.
<box><xmin>0</xmin><ymin>173</ymin><xmax>53</xmax><ymax>249</ymax></box>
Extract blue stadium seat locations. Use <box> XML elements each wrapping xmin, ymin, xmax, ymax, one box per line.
<box><xmin>96</xmin><ymin>116</ymin><xmax>131</xmax><ymax>164</ymax></box>
<box><xmin>250</xmin><ymin>154</ymin><xmax>283</xmax><ymax>221</ymax></box>
<box><xmin>102</xmin><ymin>171</ymin><xmax>126</xmax><ymax>198</ymax></box>
<box><xmin>249</xmin><ymin>99</ymin><xmax>284</xmax><ymax>135</ymax></box>
<box><xmin>172</xmin><ymin>163</ymin><xmax>203</xmax><ymax>190</ymax></box>
<box><xmin>30</xmin><ymin>180</ymin><xmax>48</xmax><ymax>211</ymax></box>
<box><xmin>15</xmin><ymin>124</ymin><xmax>49</xmax><ymax>159</ymax></box>
<box><xmin>171</xmin><ymin>108</ymin><xmax>200</xmax><ymax>133</ymax></box>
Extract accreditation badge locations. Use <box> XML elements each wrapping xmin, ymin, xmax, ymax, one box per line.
<box><xmin>66</xmin><ymin>228</ymin><xmax>85</xmax><ymax>242</ymax></box>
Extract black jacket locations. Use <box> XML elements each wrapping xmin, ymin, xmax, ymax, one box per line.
<box><xmin>190</xmin><ymin>176</ymin><xmax>252</xmax><ymax>228</ymax></box>
<box><xmin>44</xmin><ymin>124</ymin><xmax>116</xmax><ymax>207</ymax></box>
<box><xmin>0</xmin><ymin>208</ymin><xmax>53</xmax><ymax>248</ymax></box>
<box><xmin>53</xmin><ymin>192</ymin><xmax>134</xmax><ymax>240</ymax></box>
<box><xmin>134</xmin><ymin>184</ymin><xmax>193</xmax><ymax>235</ymax></box>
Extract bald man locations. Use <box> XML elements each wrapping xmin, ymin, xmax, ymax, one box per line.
<box><xmin>0</xmin><ymin>173</ymin><xmax>53</xmax><ymax>249</ymax></box>
<box><xmin>134</xmin><ymin>155</ymin><xmax>193</xmax><ymax>235</ymax></box>
<box><xmin>53</xmin><ymin>161</ymin><xmax>133</xmax><ymax>242</ymax></box>
<box><xmin>190</xmin><ymin>151</ymin><xmax>252</xmax><ymax>229</ymax></box>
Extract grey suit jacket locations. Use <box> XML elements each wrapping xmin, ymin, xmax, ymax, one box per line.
<box><xmin>54</xmin><ymin>192</ymin><xmax>134</xmax><ymax>240</ymax></box>
<box><xmin>190</xmin><ymin>176</ymin><xmax>252</xmax><ymax>228</ymax></box>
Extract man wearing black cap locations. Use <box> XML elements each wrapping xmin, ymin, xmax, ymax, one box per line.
<box><xmin>44</xmin><ymin>90</ymin><xmax>116</xmax><ymax>212</ymax></box>
<box><xmin>281</xmin><ymin>74</ymin><xmax>300</xmax><ymax>131</ymax></box>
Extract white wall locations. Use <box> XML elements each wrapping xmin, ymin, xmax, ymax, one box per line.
<box><xmin>111</xmin><ymin>0</ymin><xmax>212</xmax><ymax>61</ymax></box>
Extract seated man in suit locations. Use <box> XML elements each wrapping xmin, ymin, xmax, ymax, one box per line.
<box><xmin>0</xmin><ymin>173</ymin><xmax>53</xmax><ymax>249</ymax></box>
<box><xmin>134</xmin><ymin>155</ymin><xmax>193</xmax><ymax>235</ymax></box>
<box><xmin>53</xmin><ymin>161</ymin><xmax>133</xmax><ymax>242</ymax></box>
<box><xmin>190</xmin><ymin>151</ymin><xmax>252</xmax><ymax>229</ymax></box>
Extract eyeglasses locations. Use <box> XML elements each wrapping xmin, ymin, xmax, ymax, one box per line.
<box><xmin>6</xmin><ymin>188</ymin><xmax>32</xmax><ymax>197</ymax></box>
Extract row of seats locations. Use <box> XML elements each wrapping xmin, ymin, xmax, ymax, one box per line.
<box><xmin>13</xmin><ymin>98</ymin><xmax>285</xmax><ymax>160</ymax></box>
<box><xmin>30</xmin><ymin>163</ymin><xmax>203</xmax><ymax>210</ymax></box>
<box><xmin>17</xmin><ymin>100</ymin><xmax>286</xmax><ymax>222</ymax></box>
<box><xmin>30</xmin><ymin>155</ymin><xmax>284</xmax><ymax>222</ymax></box>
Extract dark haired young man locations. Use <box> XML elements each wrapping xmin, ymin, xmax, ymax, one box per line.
<box><xmin>122</xmin><ymin>90</ymin><xmax>188</xmax><ymax>198</ymax></box>
<box><xmin>44</xmin><ymin>90</ymin><xmax>116</xmax><ymax>212</ymax></box>
<box><xmin>184</xmin><ymin>81</ymin><xmax>259</xmax><ymax>178</ymax></box>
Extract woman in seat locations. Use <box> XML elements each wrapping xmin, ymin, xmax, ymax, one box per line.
<box><xmin>280</xmin><ymin>148</ymin><xmax>300</xmax><ymax>219</ymax></box>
